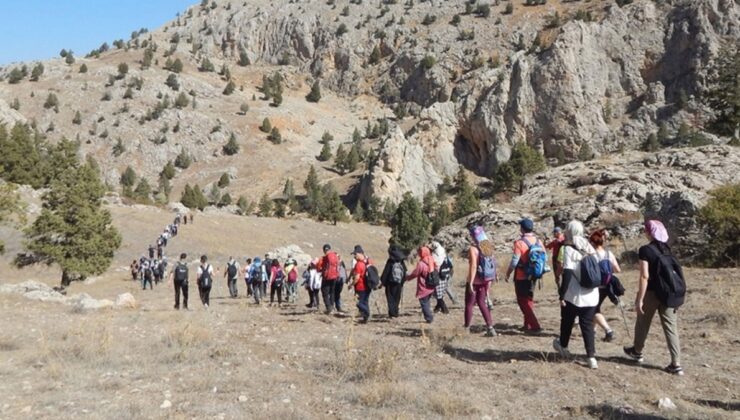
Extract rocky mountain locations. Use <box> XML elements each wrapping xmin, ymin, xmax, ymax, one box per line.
<box><xmin>0</xmin><ymin>0</ymin><xmax>737</xmax><ymax>257</ymax></box>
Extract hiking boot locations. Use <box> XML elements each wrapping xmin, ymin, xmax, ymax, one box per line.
<box><xmin>552</xmin><ymin>338</ymin><xmax>571</xmax><ymax>358</ymax></box>
<box><xmin>174</xmin><ymin>304</ymin><xmax>179</xmax><ymax>310</ymax></box>
<box><xmin>623</xmin><ymin>346</ymin><xmax>644</xmax><ymax>363</ymax></box>
<box><xmin>603</xmin><ymin>330</ymin><xmax>615</xmax><ymax>342</ymax></box>
<box><xmin>588</xmin><ymin>357</ymin><xmax>598</xmax><ymax>369</ymax></box>
<box><xmin>485</xmin><ymin>327</ymin><xmax>497</xmax><ymax>337</ymax></box>
<box><xmin>664</xmin><ymin>364</ymin><xmax>684</xmax><ymax>376</ymax></box>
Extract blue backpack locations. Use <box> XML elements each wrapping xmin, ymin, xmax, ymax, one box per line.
<box><xmin>476</xmin><ymin>249</ymin><xmax>497</xmax><ymax>282</ymax></box>
<box><xmin>598</xmin><ymin>251</ymin><xmax>613</xmax><ymax>286</ymax></box>
<box><xmin>521</xmin><ymin>237</ymin><xmax>547</xmax><ymax>280</ymax></box>
<box><xmin>567</xmin><ymin>246</ymin><xmax>601</xmax><ymax>289</ymax></box>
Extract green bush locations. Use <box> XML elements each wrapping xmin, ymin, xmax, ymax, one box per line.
<box><xmin>698</xmin><ymin>183</ymin><xmax>740</xmax><ymax>267</ymax></box>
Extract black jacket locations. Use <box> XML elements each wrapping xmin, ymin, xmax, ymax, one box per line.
<box><xmin>381</xmin><ymin>247</ymin><xmax>407</xmax><ymax>286</ymax></box>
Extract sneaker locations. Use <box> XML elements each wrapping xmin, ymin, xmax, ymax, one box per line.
<box><xmin>485</xmin><ymin>327</ymin><xmax>497</xmax><ymax>337</ymax></box>
<box><xmin>604</xmin><ymin>330</ymin><xmax>615</xmax><ymax>342</ymax></box>
<box><xmin>623</xmin><ymin>346</ymin><xmax>644</xmax><ymax>363</ymax></box>
<box><xmin>174</xmin><ymin>305</ymin><xmax>179</xmax><ymax>310</ymax></box>
<box><xmin>204</xmin><ymin>303</ymin><xmax>209</xmax><ymax>309</ymax></box>
<box><xmin>552</xmin><ymin>338</ymin><xmax>571</xmax><ymax>358</ymax></box>
<box><xmin>664</xmin><ymin>364</ymin><xmax>684</xmax><ymax>376</ymax></box>
<box><xmin>588</xmin><ymin>357</ymin><xmax>598</xmax><ymax>369</ymax></box>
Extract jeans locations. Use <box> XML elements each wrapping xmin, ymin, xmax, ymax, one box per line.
<box><xmin>321</xmin><ymin>279</ymin><xmax>337</xmax><ymax>312</ymax></box>
<box><xmin>251</xmin><ymin>282</ymin><xmax>261</xmax><ymax>304</ymax></box>
<box><xmin>286</xmin><ymin>282</ymin><xmax>297</xmax><ymax>303</ymax></box>
<box><xmin>261</xmin><ymin>281</ymin><xmax>267</xmax><ymax>297</ymax></box>
<box><xmin>142</xmin><ymin>275</ymin><xmax>153</xmax><ymax>290</ymax></box>
<box><xmin>419</xmin><ymin>295</ymin><xmax>433</xmax><ymax>323</ymax></box>
<box><xmin>515</xmin><ymin>279</ymin><xmax>541</xmax><ymax>330</ymax></box>
<box><xmin>633</xmin><ymin>291</ymin><xmax>681</xmax><ymax>366</ymax></box>
<box><xmin>270</xmin><ymin>283</ymin><xmax>283</xmax><ymax>304</ymax></box>
<box><xmin>334</xmin><ymin>279</ymin><xmax>344</xmax><ymax>311</ymax></box>
<box><xmin>385</xmin><ymin>282</ymin><xmax>403</xmax><ymax>318</ymax></box>
<box><xmin>228</xmin><ymin>277</ymin><xmax>238</xmax><ymax>298</ymax></box>
<box><xmin>174</xmin><ymin>280</ymin><xmax>188</xmax><ymax>309</ymax></box>
<box><xmin>464</xmin><ymin>283</ymin><xmax>493</xmax><ymax>328</ymax></box>
<box><xmin>357</xmin><ymin>290</ymin><xmax>371</xmax><ymax>320</ymax></box>
<box><xmin>559</xmin><ymin>301</ymin><xmax>597</xmax><ymax>357</ymax></box>
<box><xmin>199</xmin><ymin>286</ymin><xmax>211</xmax><ymax>306</ymax></box>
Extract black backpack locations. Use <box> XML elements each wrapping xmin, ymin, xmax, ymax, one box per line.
<box><xmin>199</xmin><ymin>264</ymin><xmax>212</xmax><ymax>288</ymax></box>
<box><xmin>439</xmin><ymin>257</ymin><xmax>454</xmax><ymax>280</ymax></box>
<box><xmin>425</xmin><ymin>264</ymin><xmax>441</xmax><ymax>289</ymax></box>
<box><xmin>650</xmin><ymin>245</ymin><xmax>686</xmax><ymax>308</ymax></box>
<box><xmin>227</xmin><ymin>262</ymin><xmax>238</xmax><ymax>279</ymax></box>
<box><xmin>365</xmin><ymin>262</ymin><xmax>381</xmax><ymax>290</ymax></box>
<box><xmin>174</xmin><ymin>263</ymin><xmax>188</xmax><ymax>283</ymax></box>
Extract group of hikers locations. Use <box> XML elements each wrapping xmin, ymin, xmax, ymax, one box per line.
<box><xmin>157</xmin><ymin>215</ymin><xmax>686</xmax><ymax>376</ymax></box>
<box><xmin>129</xmin><ymin>213</ymin><xmax>193</xmax><ymax>290</ymax></box>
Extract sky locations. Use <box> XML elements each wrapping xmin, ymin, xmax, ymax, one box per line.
<box><xmin>0</xmin><ymin>0</ymin><xmax>196</xmax><ymax>65</ymax></box>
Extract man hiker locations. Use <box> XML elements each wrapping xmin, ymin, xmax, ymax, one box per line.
<box><xmin>243</xmin><ymin>258</ymin><xmax>253</xmax><ymax>296</ymax></box>
<box><xmin>148</xmin><ymin>244</ymin><xmax>155</xmax><ymax>259</ymax></box>
<box><xmin>197</xmin><ymin>255</ymin><xmax>214</xmax><ymax>308</ymax></box>
<box><xmin>249</xmin><ymin>257</ymin><xmax>264</xmax><ymax>304</ymax></box>
<box><xmin>348</xmin><ymin>245</ymin><xmax>372</xmax><ymax>323</ymax></box>
<box><xmin>141</xmin><ymin>259</ymin><xmax>154</xmax><ymax>290</ymax></box>
<box><xmin>224</xmin><ymin>257</ymin><xmax>240</xmax><ymax>298</ymax></box>
<box><xmin>317</xmin><ymin>244</ymin><xmax>340</xmax><ymax>314</ymax></box>
<box><xmin>545</xmin><ymin>227</ymin><xmax>566</xmax><ymax>289</ymax></box>
<box><xmin>505</xmin><ymin>218</ymin><xmax>543</xmax><ymax>332</ymax></box>
<box><xmin>168</xmin><ymin>253</ymin><xmax>189</xmax><ymax>310</ymax></box>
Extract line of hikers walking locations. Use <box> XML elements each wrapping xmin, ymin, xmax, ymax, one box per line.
<box><xmin>160</xmin><ymin>215</ymin><xmax>686</xmax><ymax>376</ymax></box>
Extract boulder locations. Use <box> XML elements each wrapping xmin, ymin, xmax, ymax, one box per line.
<box><xmin>115</xmin><ymin>293</ymin><xmax>137</xmax><ymax>309</ymax></box>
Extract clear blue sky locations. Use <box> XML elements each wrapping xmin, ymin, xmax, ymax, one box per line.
<box><xmin>0</xmin><ymin>0</ymin><xmax>196</xmax><ymax>65</ymax></box>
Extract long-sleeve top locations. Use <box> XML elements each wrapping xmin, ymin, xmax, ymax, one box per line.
<box><xmin>405</xmin><ymin>261</ymin><xmax>435</xmax><ymax>299</ymax></box>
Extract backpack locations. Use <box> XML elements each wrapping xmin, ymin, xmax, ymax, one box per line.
<box><xmin>250</xmin><ymin>264</ymin><xmax>262</xmax><ymax>283</ymax></box>
<box><xmin>227</xmin><ymin>262</ymin><xmax>238</xmax><ymax>279</ymax></box>
<box><xmin>174</xmin><ymin>262</ymin><xmax>188</xmax><ymax>283</ymax></box>
<box><xmin>323</xmin><ymin>252</ymin><xmax>339</xmax><ymax>280</ymax></box>
<box><xmin>649</xmin><ymin>244</ymin><xmax>686</xmax><ymax>308</ymax></box>
<box><xmin>424</xmin><ymin>263</ymin><xmax>441</xmax><ymax>289</ymax></box>
<box><xmin>273</xmin><ymin>268</ymin><xmax>285</xmax><ymax>287</ymax></box>
<box><xmin>389</xmin><ymin>261</ymin><xmax>405</xmax><ymax>284</ymax></box>
<box><xmin>365</xmin><ymin>261</ymin><xmax>381</xmax><ymax>290</ymax></box>
<box><xmin>521</xmin><ymin>237</ymin><xmax>547</xmax><ymax>280</ymax></box>
<box><xmin>439</xmin><ymin>257</ymin><xmax>454</xmax><ymax>280</ymax></box>
<box><xmin>598</xmin><ymin>251</ymin><xmax>613</xmax><ymax>287</ymax></box>
<box><xmin>287</xmin><ymin>267</ymin><xmax>298</xmax><ymax>283</ymax></box>
<box><xmin>475</xmin><ymin>250</ymin><xmax>496</xmax><ymax>282</ymax></box>
<box><xmin>199</xmin><ymin>264</ymin><xmax>212</xmax><ymax>288</ymax></box>
<box><xmin>566</xmin><ymin>246</ymin><xmax>601</xmax><ymax>289</ymax></box>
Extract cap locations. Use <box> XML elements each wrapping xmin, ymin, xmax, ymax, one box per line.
<box><xmin>323</xmin><ymin>244</ymin><xmax>331</xmax><ymax>252</ymax></box>
<box><xmin>351</xmin><ymin>245</ymin><xmax>364</xmax><ymax>255</ymax></box>
<box><xmin>553</xmin><ymin>227</ymin><xmax>562</xmax><ymax>234</ymax></box>
<box><xmin>519</xmin><ymin>218</ymin><xmax>534</xmax><ymax>232</ymax></box>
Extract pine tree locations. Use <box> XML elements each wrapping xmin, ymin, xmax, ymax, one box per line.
<box><xmin>260</xmin><ymin>118</ymin><xmax>272</xmax><ymax>133</ymax></box>
<box><xmin>334</xmin><ymin>144</ymin><xmax>347</xmax><ymax>174</ymax></box>
<box><xmin>218</xmin><ymin>193</ymin><xmax>232</xmax><ymax>207</ymax></box>
<box><xmin>157</xmin><ymin>173</ymin><xmax>172</xmax><ymax>201</ymax></box>
<box><xmin>238</xmin><ymin>49</ymin><xmax>251</xmax><ymax>66</ymax></box>
<box><xmin>223</xmin><ymin>133</ymin><xmax>239</xmax><ymax>155</ymax></box>
<box><xmin>160</xmin><ymin>161</ymin><xmax>176</xmax><ymax>180</ymax></box>
<box><xmin>274</xmin><ymin>200</ymin><xmax>286</xmax><ymax>218</ymax></box>
<box><xmin>283</xmin><ymin>178</ymin><xmax>295</xmax><ymax>200</ymax></box>
<box><xmin>453</xmin><ymin>169</ymin><xmax>480</xmax><ymax>219</ymax></box>
<box><xmin>306</xmin><ymin>80</ymin><xmax>321</xmax><ymax>103</ymax></box>
<box><xmin>171</xmin><ymin>58</ymin><xmax>184</xmax><ymax>73</ymax></box>
<box><xmin>174</xmin><ymin>149</ymin><xmax>191</xmax><ymax>169</ymax></box>
<box><xmin>352</xmin><ymin>127</ymin><xmax>362</xmax><ymax>143</ymax></box>
<box><xmin>218</xmin><ymin>173</ymin><xmax>231</xmax><ymax>188</ymax></box>
<box><xmin>193</xmin><ymin>184</ymin><xmax>208</xmax><ymax>210</ymax></box>
<box><xmin>174</xmin><ymin>92</ymin><xmax>189</xmax><ymax>108</ymax></box>
<box><xmin>223</xmin><ymin>80</ymin><xmax>236</xmax><ymax>95</ymax></box>
<box><xmin>493</xmin><ymin>142</ymin><xmax>546</xmax><ymax>193</ymax></box>
<box><xmin>72</xmin><ymin>111</ymin><xmax>82</xmax><ymax>125</ymax></box>
<box><xmin>30</xmin><ymin>63</ymin><xmax>44</xmax><ymax>81</ymax></box>
<box><xmin>346</xmin><ymin>144</ymin><xmax>360</xmax><ymax>172</ymax></box>
<box><xmin>258</xmin><ymin>193</ymin><xmax>273</xmax><ymax>217</ymax></box>
<box><xmin>578</xmin><ymin>143</ymin><xmax>593</xmax><ymax>161</ymax></box>
<box><xmin>236</xmin><ymin>195</ymin><xmax>251</xmax><ymax>215</ymax></box>
<box><xmin>166</xmin><ymin>74</ymin><xmax>180</xmax><ymax>90</ymax></box>
<box><xmin>319</xmin><ymin>183</ymin><xmax>348</xmax><ymax>225</ymax></box>
<box><xmin>643</xmin><ymin>133</ymin><xmax>660</xmax><ymax>152</ymax></box>
<box><xmin>431</xmin><ymin>202</ymin><xmax>451</xmax><ymax>235</ymax></box>
<box><xmin>208</xmin><ymin>184</ymin><xmax>221</xmax><ymax>205</ymax></box>
<box><xmin>321</xmin><ymin>131</ymin><xmax>334</xmax><ymax>144</ymax></box>
<box><xmin>0</xmin><ymin>184</ymin><xmax>26</xmax><ymax>254</ymax></box>
<box><xmin>22</xmin><ymin>162</ymin><xmax>121</xmax><ymax>285</ymax></box>
<box><xmin>390</xmin><ymin>193</ymin><xmax>429</xmax><ymax>252</ymax></box>
<box><xmin>133</xmin><ymin>178</ymin><xmax>152</xmax><ymax>203</ymax></box>
<box><xmin>369</xmin><ymin>45</ymin><xmax>382</xmax><ymax>65</ymax></box>
<box><xmin>180</xmin><ymin>184</ymin><xmax>197</xmax><ymax>209</ymax></box>
<box><xmin>703</xmin><ymin>45</ymin><xmax>739</xmax><ymax>138</ymax></box>
<box><xmin>269</xmin><ymin>127</ymin><xmax>282</xmax><ymax>144</ymax></box>
<box><xmin>120</xmin><ymin>166</ymin><xmax>137</xmax><ymax>187</ymax></box>
<box><xmin>303</xmin><ymin>166</ymin><xmax>321</xmax><ymax>215</ymax></box>
<box><xmin>318</xmin><ymin>142</ymin><xmax>332</xmax><ymax>161</ymax></box>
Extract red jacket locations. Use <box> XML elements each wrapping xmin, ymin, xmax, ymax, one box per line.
<box><xmin>318</xmin><ymin>251</ymin><xmax>339</xmax><ymax>281</ymax></box>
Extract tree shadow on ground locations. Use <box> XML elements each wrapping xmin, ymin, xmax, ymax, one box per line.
<box><xmin>693</xmin><ymin>399</ymin><xmax>740</xmax><ymax>412</ymax></box>
<box><xmin>442</xmin><ymin>345</ymin><xmax>553</xmax><ymax>363</ymax></box>
<box><xmin>584</xmin><ymin>403</ymin><xmax>668</xmax><ymax>420</ymax></box>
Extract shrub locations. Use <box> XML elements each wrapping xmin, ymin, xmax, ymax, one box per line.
<box><xmin>166</xmin><ymin>74</ymin><xmax>180</xmax><ymax>90</ymax></box>
<box><xmin>239</xmin><ymin>103</ymin><xmax>249</xmax><ymax>115</ymax></box>
<box><xmin>117</xmin><ymin>63</ymin><xmax>129</xmax><ymax>79</ymax></box>
<box><xmin>30</xmin><ymin>63</ymin><xmax>44</xmax><ymax>81</ymax></box>
<box><xmin>44</xmin><ymin>93</ymin><xmax>59</xmax><ymax>109</ymax></box>
<box><xmin>260</xmin><ymin>118</ymin><xmax>272</xmax><ymax>133</ymax></box>
<box><xmin>174</xmin><ymin>92</ymin><xmax>189</xmax><ymax>108</ymax></box>
<box><xmin>223</xmin><ymin>80</ymin><xmax>236</xmax><ymax>95</ymax></box>
<box><xmin>223</xmin><ymin>133</ymin><xmax>239</xmax><ymax>155</ymax></box>
<box><xmin>306</xmin><ymin>80</ymin><xmax>321</xmax><ymax>102</ymax></box>
<box><xmin>420</xmin><ymin>55</ymin><xmax>436</xmax><ymax>70</ymax></box>
<box><xmin>336</xmin><ymin>23</ymin><xmax>348</xmax><ymax>37</ymax></box>
<box><xmin>503</xmin><ymin>2</ymin><xmax>513</xmax><ymax>14</ymax></box>
<box><xmin>318</xmin><ymin>142</ymin><xmax>332</xmax><ymax>161</ymax></box>
<box><xmin>72</xmin><ymin>111</ymin><xmax>82</xmax><ymax>125</ymax></box>
<box><xmin>493</xmin><ymin>142</ymin><xmax>546</xmax><ymax>193</ymax></box>
<box><xmin>390</xmin><ymin>192</ymin><xmax>429</xmax><ymax>253</ymax></box>
<box><xmin>698</xmin><ymin>183</ymin><xmax>740</xmax><ymax>267</ymax></box>
<box><xmin>269</xmin><ymin>127</ymin><xmax>282</xmax><ymax>144</ymax></box>
<box><xmin>174</xmin><ymin>149</ymin><xmax>192</xmax><ymax>169</ymax></box>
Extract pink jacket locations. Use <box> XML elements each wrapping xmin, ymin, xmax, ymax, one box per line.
<box><xmin>406</xmin><ymin>260</ymin><xmax>435</xmax><ymax>299</ymax></box>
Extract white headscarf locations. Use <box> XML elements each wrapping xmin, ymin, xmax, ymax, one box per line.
<box><xmin>430</xmin><ymin>241</ymin><xmax>446</xmax><ymax>267</ymax></box>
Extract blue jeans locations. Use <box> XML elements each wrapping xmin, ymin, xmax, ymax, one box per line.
<box><xmin>357</xmin><ymin>290</ymin><xmax>371</xmax><ymax>320</ymax></box>
<box><xmin>419</xmin><ymin>295</ymin><xmax>433</xmax><ymax>323</ymax></box>
<box><xmin>335</xmin><ymin>279</ymin><xmax>344</xmax><ymax>311</ymax></box>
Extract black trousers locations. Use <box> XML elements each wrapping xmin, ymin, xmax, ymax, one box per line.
<box><xmin>199</xmin><ymin>286</ymin><xmax>211</xmax><ymax>306</ymax></box>
<box><xmin>385</xmin><ymin>282</ymin><xmax>403</xmax><ymax>318</ymax></box>
<box><xmin>559</xmin><ymin>301</ymin><xmax>597</xmax><ymax>357</ymax></box>
<box><xmin>434</xmin><ymin>297</ymin><xmax>449</xmax><ymax>314</ymax></box>
<box><xmin>321</xmin><ymin>279</ymin><xmax>336</xmax><ymax>312</ymax></box>
<box><xmin>270</xmin><ymin>283</ymin><xmax>283</xmax><ymax>304</ymax></box>
<box><xmin>228</xmin><ymin>277</ymin><xmax>238</xmax><ymax>298</ymax></box>
<box><xmin>174</xmin><ymin>280</ymin><xmax>188</xmax><ymax>308</ymax></box>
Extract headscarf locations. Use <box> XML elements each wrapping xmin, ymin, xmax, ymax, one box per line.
<box><xmin>388</xmin><ymin>244</ymin><xmax>406</xmax><ymax>262</ymax></box>
<box><xmin>429</xmin><ymin>241</ymin><xmax>446</xmax><ymax>267</ymax></box>
<box><xmin>469</xmin><ymin>225</ymin><xmax>494</xmax><ymax>257</ymax></box>
<box><xmin>645</xmin><ymin>220</ymin><xmax>669</xmax><ymax>243</ymax></box>
<box><xmin>418</xmin><ymin>246</ymin><xmax>435</xmax><ymax>271</ymax></box>
<box><xmin>565</xmin><ymin>220</ymin><xmax>594</xmax><ymax>254</ymax></box>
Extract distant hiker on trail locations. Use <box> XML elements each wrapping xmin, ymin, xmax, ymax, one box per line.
<box><xmin>546</xmin><ymin>227</ymin><xmax>566</xmax><ymax>289</ymax></box>
<box><xmin>405</xmin><ymin>246</ymin><xmax>436</xmax><ymax>324</ymax></box>
<box><xmin>269</xmin><ymin>259</ymin><xmax>284</xmax><ymax>306</ymax></box>
<box><xmin>157</xmin><ymin>243</ymin><xmax>163</xmax><ymax>259</ymax></box>
<box><xmin>130</xmin><ymin>260</ymin><xmax>139</xmax><ymax>281</ymax></box>
<box><xmin>148</xmin><ymin>244</ymin><xmax>155</xmax><ymax>259</ymax></box>
<box><xmin>284</xmin><ymin>256</ymin><xmax>299</xmax><ymax>304</ymax></box>
<box><xmin>152</xmin><ymin>259</ymin><xmax>163</xmax><ymax>285</ymax></box>
<box><xmin>304</xmin><ymin>260</ymin><xmax>322</xmax><ymax>309</ymax></box>
<box><xmin>249</xmin><ymin>257</ymin><xmax>264</xmax><ymax>304</ymax></box>
<box><xmin>552</xmin><ymin>220</ymin><xmax>599</xmax><ymax>369</ymax></box>
<box><xmin>141</xmin><ymin>259</ymin><xmax>154</xmax><ymax>290</ymax></box>
<box><xmin>183</xmin><ymin>214</ymin><xmax>187</xmax><ymax>225</ymax></box>
<box><xmin>380</xmin><ymin>245</ymin><xmax>407</xmax><ymax>319</ymax></box>
<box><xmin>624</xmin><ymin>220</ymin><xmax>685</xmax><ymax>376</ymax></box>
<box><xmin>465</xmin><ymin>225</ymin><xmax>497</xmax><ymax>337</ymax></box>
<box><xmin>225</xmin><ymin>257</ymin><xmax>240</xmax><ymax>298</ymax></box>
<box><xmin>169</xmin><ymin>253</ymin><xmax>189</xmax><ymax>310</ymax></box>
<box><xmin>430</xmin><ymin>241</ymin><xmax>451</xmax><ymax>315</ymax></box>
<box><xmin>335</xmin><ymin>259</ymin><xmax>347</xmax><ymax>313</ymax></box>
<box><xmin>261</xmin><ymin>254</ymin><xmax>271</xmax><ymax>297</ymax></box>
<box><xmin>243</xmin><ymin>258</ymin><xmax>253</xmax><ymax>296</ymax></box>
<box><xmin>317</xmin><ymin>244</ymin><xmax>340</xmax><ymax>314</ymax></box>
<box><xmin>505</xmin><ymin>218</ymin><xmax>544</xmax><ymax>333</ymax></box>
<box><xmin>197</xmin><ymin>255</ymin><xmax>214</xmax><ymax>308</ymax></box>
<box><xmin>589</xmin><ymin>229</ymin><xmax>621</xmax><ymax>342</ymax></box>
<box><xmin>348</xmin><ymin>245</ymin><xmax>371</xmax><ymax>323</ymax></box>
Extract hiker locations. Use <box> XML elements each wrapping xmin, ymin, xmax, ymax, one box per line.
<box><xmin>138</xmin><ymin>255</ymin><xmax>147</xmax><ymax>281</ymax></box>
<box><xmin>169</xmin><ymin>253</ymin><xmax>189</xmax><ymax>310</ymax></box>
<box><xmin>148</xmin><ymin>244</ymin><xmax>155</xmax><ymax>259</ymax></box>
<box><xmin>317</xmin><ymin>244</ymin><xmax>340</xmax><ymax>314</ymax></box>
<box><xmin>197</xmin><ymin>255</ymin><xmax>214</xmax><ymax>308</ymax></box>
<box><xmin>380</xmin><ymin>244</ymin><xmax>407</xmax><ymax>319</ymax></box>
<box><xmin>130</xmin><ymin>260</ymin><xmax>139</xmax><ymax>281</ymax></box>
<box><xmin>225</xmin><ymin>257</ymin><xmax>240</xmax><ymax>298</ymax></box>
<box><xmin>249</xmin><ymin>257</ymin><xmax>264</xmax><ymax>304</ymax></box>
<box><xmin>284</xmin><ymin>256</ymin><xmax>299</xmax><ymax>304</ymax></box>
<box><xmin>624</xmin><ymin>220</ymin><xmax>685</xmax><ymax>376</ymax></box>
<box><xmin>269</xmin><ymin>259</ymin><xmax>284</xmax><ymax>306</ymax></box>
<box><xmin>552</xmin><ymin>220</ymin><xmax>600</xmax><ymax>369</ymax></box>
<box><xmin>183</xmin><ymin>214</ymin><xmax>188</xmax><ymax>225</ymax></box>
<box><xmin>589</xmin><ymin>229</ymin><xmax>621</xmax><ymax>342</ymax></box>
<box><xmin>348</xmin><ymin>245</ymin><xmax>371</xmax><ymax>323</ymax></box>
<box><xmin>304</xmin><ymin>260</ymin><xmax>322</xmax><ymax>309</ymax></box>
<box><xmin>504</xmin><ymin>218</ymin><xmax>544</xmax><ymax>332</ymax></box>
<box><xmin>157</xmin><ymin>243</ymin><xmax>164</xmax><ymax>259</ymax></box>
<box><xmin>545</xmin><ymin>227</ymin><xmax>566</xmax><ymax>289</ymax></box>
<box><xmin>465</xmin><ymin>225</ymin><xmax>497</xmax><ymax>337</ymax></box>
<box><xmin>335</xmin><ymin>259</ymin><xmax>347</xmax><ymax>313</ymax></box>
<box><xmin>430</xmin><ymin>241</ymin><xmax>451</xmax><ymax>314</ymax></box>
<box><xmin>141</xmin><ymin>259</ymin><xmax>154</xmax><ymax>290</ymax></box>
<box><xmin>243</xmin><ymin>258</ymin><xmax>253</xmax><ymax>296</ymax></box>
<box><xmin>261</xmin><ymin>254</ymin><xmax>271</xmax><ymax>297</ymax></box>
<box><xmin>152</xmin><ymin>259</ymin><xmax>163</xmax><ymax>285</ymax></box>
<box><xmin>405</xmin><ymin>246</ymin><xmax>436</xmax><ymax>324</ymax></box>
<box><xmin>190</xmin><ymin>213</ymin><xmax>194</xmax><ymax>224</ymax></box>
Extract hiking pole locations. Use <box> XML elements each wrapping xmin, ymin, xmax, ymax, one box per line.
<box><xmin>617</xmin><ymin>298</ymin><xmax>631</xmax><ymax>339</ymax></box>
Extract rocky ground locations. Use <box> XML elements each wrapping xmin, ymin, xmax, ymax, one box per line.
<box><xmin>0</xmin><ymin>206</ymin><xmax>738</xmax><ymax>419</ymax></box>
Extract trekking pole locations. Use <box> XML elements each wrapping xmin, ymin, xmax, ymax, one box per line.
<box><xmin>617</xmin><ymin>298</ymin><xmax>631</xmax><ymax>339</ymax></box>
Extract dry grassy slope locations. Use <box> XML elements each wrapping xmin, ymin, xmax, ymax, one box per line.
<box><xmin>0</xmin><ymin>205</ymin><xmax>739</xmax><ymax>419</ymax></box>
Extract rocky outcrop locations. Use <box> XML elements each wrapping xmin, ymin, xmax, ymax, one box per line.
<box><xmin>0</xmin><ymin>280</ymin><xmax>123</xmax><ymax>310</ymax></box>
<box><xmin>0</xmin><ymin>98</ymin><xmax>26</xmax><ymax>126</ymax></box>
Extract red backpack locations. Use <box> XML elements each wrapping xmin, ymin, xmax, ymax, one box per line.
<box><xmin>287</xmin><ymin>267</ymin><xmax>298</xmax><ymax>283</ymax></box>
<box><xmin>323</xmin><ymin>252</ymin><xmax>339</xmax><ymax>280</ymax></box>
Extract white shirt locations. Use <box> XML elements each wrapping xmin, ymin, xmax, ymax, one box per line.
<box><xmin>197</xmin><ymin>264</ymin><xmax>214</xmax><ymax>278</ymax></box>
<box><xmin>561</xmin><ymin>237</ymin><xmax>599</xmax><ymax>307</ymax></box>
<box><xmin>308</xmin><ymin>269</ymin><xmax>322</xmax><ymax>290</ymax></box>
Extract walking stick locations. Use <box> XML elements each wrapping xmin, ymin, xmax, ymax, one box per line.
<box><xmin>617</xmin><ymin>298</ymin><xmax>631</xmax><ymax>339</ymax></box>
